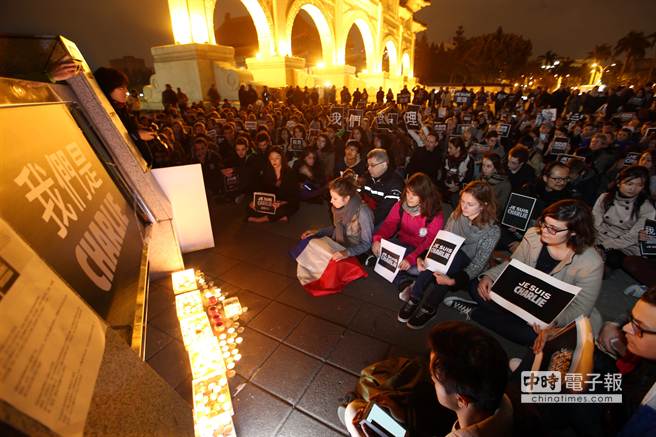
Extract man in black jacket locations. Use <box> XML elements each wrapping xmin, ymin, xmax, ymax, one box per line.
<box><xmin>362</xmin><ymin>148</ymin><xmax>403</xmax><ymax>226</ymax></box>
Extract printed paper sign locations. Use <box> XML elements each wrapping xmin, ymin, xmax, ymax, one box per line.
<box><xmin>347</xmin><ymin>109</ymin><xmax>364</xmax><ymax>130</ymax></box>
<box><xmin>397</xmin><ymin>94</ymin><xmax>410</xmax><ymax>104</ymax></box>
<box><xmin>640</xmin><ymin>219</ymin><xmax>656</xmax><ymax>256</ymax></box>
<box><xmin>374</xmin><ymin>239</ymin><xmax>407</xmax><ymax>282</ymax></box>
<box><xmin>434</xmin><ymin>122</ymin><xmax>447</xmax><ymax>135</ymax></box>
<box><xmin>497</xmin><ymin>123</ymin><xmax>511</xmax><ymax>138</ymax></box>
<box><xmin>403</xmin><ymin>105</ymin><xmax>421</xmax><ymax>129</ymax></box>
<box><xmin>455</xmin><ymin>124</ymin><xmax>469</xmax><ymax>136</ymax></box>
<box><xmin>253</xmin><ymin>192</ymin><xmax>276</xmax><ymax>215</ymax></box>
<box><xmin>437</xmin><ymin>107</ymin><xmax>447</xmax><ymax>119</ymax></box>
<box><xmin>502</xmin><ymin>193</ymin><xmax>537</xmax><ymax>231</ymax></box>
<box><xmin>329</xmin><ymin>106</ymin><xmax>344</xmax><ymax>126</ymax></box>
<box><xmin>550</xmin><ymin>137</ymin><xmax>569</xmax><ymax>155</ymax></box>
<box><xmin>623</xmin><ymin>152</ymin><xmax>641</xmax><ymax>166</ymax></box>
<box><xmin>557</xmin><ymin>154</ymin><xmax>585</xmax><ymax>166</ymax></box>
<box><xmin>244</xmin><ymin>120</ymin><xmax>257</xmax><ymax>131</ymax></box>
<box><xmin>541</xmin><ymin>108</ymin><xmax>557</xmax><ymax>123</ymax></box>
<box><xmin>490</xmin><ymin>259</ymin><xmax>581</xmax><ymax>327</ymax></box>
<box><xmin>224</xmin><ymin>173</ymin><xmax>240</xmax><ymax>192</ymax></box>
<box><xmin>424</xmin><ymin>230</ymin><xmax>466</xmax><ymax>274</ymax></box>
<box><xmin>0</xmin><ymin>219</ymin><xmax>106</xmax><ymax>437</ymax></box>
<box><xmin>290</xmin><ymin>138</ymin><xmax>305</xmax><ymax>152</ymax></box>
<box><xmin>455</xmin><ymin>91</ymin><xmax>469</xmax><ymax>104</ymax></box>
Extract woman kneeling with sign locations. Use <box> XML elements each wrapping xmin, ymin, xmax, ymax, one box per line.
<box><xmin>447</xmin><ymin>199</ymin><xmax>604</xmax><ymax>346</ymax></box>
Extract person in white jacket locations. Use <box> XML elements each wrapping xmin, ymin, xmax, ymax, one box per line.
<box><xmin>592</xmin><ymin>165</ymin><xmax>655</xmax><ymax>269</ymax></box>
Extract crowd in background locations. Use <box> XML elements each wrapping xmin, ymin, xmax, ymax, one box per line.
<box><xmin>94</xmin><ymin>66</ymin><xmax>656</xmax><ymax>436</ymax></box>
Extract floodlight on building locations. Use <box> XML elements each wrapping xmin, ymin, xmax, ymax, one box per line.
<box><xmin>324</xmin><ymin>81</ymin><xmax>332</xmax><ymax>87</ymax></box>
<box><xmin>316</xmin><ymin>61</ymin><xmax>326</xmax><ymax>69</ymax></box>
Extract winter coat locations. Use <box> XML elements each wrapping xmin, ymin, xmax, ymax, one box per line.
<box><xmin>593</xmin><ymin>192</ymin><xmax>656</xmax><ymax>256</ymax></box>
<box><xmin>483</xmin><ymin>227</ymin><xmax>603</xmax><ymax>329</ymax></box>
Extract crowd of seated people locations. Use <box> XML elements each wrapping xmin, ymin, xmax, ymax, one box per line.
<box><xmin>97</xmin><ymin>67</ymin><xmax>656</xmax><ymax>435</ymax></box>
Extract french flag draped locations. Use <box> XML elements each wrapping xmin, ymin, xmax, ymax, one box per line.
<box><xmin>290</xmin><ymin>237</ymin><xmax>367</xmax><ymax>296</ymax></box>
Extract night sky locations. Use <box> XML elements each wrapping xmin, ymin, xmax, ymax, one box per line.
<box><xmin>1</xmin><ymin>0</ymin><xmax>654</xmax><ymax>68</ymax></box>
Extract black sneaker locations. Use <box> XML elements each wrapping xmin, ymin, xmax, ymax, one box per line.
<box><xmin>406</xmin><ymin>305</ymin><xmax>437</xmax><ymax>329</ymax></box>
<box><xmin>397</xmin><ymin>298</ymin><xmax>420</xmax><ymax>323</ymax></box>
<box><xmin>443</xmin><ymin>297</ymin><xmax>477</xmax><ymax>320</ymax></box>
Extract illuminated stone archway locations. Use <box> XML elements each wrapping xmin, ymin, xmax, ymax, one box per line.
<box><xmin>145</xmin><ymin>0</ymin><xmax>427</xmax><ymax>106</ymax></box>
<box><xmin>284</xmin><ymin>1</ymin><xmax>336</xmax><ymax>65</ymax></box>
<box><xmin>382</xmin><ymin>38</ymin><xmax>399</xmax><ymax>75</ymax></box>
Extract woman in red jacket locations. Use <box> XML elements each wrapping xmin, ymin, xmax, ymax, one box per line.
<box><xmin>371</xmin><ymin>172</ymin><xmax>444</xmax><ymax>292</ymax></box>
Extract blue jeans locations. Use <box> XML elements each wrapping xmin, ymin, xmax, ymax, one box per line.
<box><xmin>409</xmin><ymin>250</ymin><xmax>471</xmax><ymax>308</ymax></box>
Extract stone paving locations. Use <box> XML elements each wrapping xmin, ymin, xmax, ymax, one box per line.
<box><xmin>144</xmin><ymin>200</ymin><xmax>638</xmax><ymax>436</ymax></box>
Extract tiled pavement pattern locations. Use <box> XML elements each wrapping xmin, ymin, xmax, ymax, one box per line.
<box><xmin>145</xmin><ymin>201</ymin><xmax>638</xmax><ymax>436</ymax></box>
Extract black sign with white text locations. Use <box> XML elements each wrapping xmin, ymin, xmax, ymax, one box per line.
<box><xmin>347</xmin><ymin>109</ymin><xmax>363</xmax><ymax>131</ymax></box>
<box><xmin>379</xmin><ymin>248</ymin><xmax>400</xmax><ymax>273</ymax></box>
<box><xmin>0</xmin><ymin>103</ymin><xmax>143</xmax><ymax>318</ymax></box>
<box><xmin>253</xmin><ymin>192</ymin><xmax>276</xmax><ymax>214</ymax></box>
<box><xmin>290</xmin><ymin>138</ymin><xmax>305</xmax><ymax>152</ymax></box>
<box><xmin>491</xmin><ymin>259</ymin><xmax>580</xmax><ymax>326</ymax></box>
<box><xmin>550</xmin><ymin>137</ymin><xmax>569</xmax><ymax>155</ymax></box>
<box><xmin>329</xmin><ymin>106</ymin><xmax>344</xmax><ymax>126</ymax></box>
<box><xmin>502</xmin><ymin>193</ymin><xmax>537</xmax><ymax>231</ymax></box>
<box><xmin>640</xmin><ymin>219</ymin><xmax>656</xmax><ymax>256</ymax></box>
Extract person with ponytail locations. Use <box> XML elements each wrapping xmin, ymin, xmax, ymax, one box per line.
<box><xmin>301</xmin><ymin>170</ymin><xmax>374</xmax><ymax>260</ymax></box>
<box><xmin>593</xmin><ymin>165</ymin><xmax>656</xmax><ymax>269</ymax></box>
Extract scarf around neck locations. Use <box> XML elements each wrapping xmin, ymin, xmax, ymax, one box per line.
<box><xmin>333</xmin><ymin>194</ymin><xmax>362</xmax><ymax>245</ymax></box>
<box><xmin>401</xmin><ymin>201</ymin><xmax>421</xmax><ymax>216</ymax></box>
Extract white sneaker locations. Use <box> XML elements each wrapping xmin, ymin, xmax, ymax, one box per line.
<box><xmin>443</xmin><ymin>296</ymin><xmax>477</xmax><ymax>320</ymax></box>
<box><xmin>398</xmin><ymin>281</ymin><xmax>414</xmax><ymax>302</ymax></box>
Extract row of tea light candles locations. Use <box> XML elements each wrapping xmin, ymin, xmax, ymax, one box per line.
<box><xmin>172</xmin><ymin>268</ymin><xmax>247</xmax><ymax>437</ymax></box>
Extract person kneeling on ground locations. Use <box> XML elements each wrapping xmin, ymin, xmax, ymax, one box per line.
<box><xmin>301</xmin><ymin>171</ymin><xmax>374</xmax><ymax>260</ymax></box>
<box><xmin>447</xmin><ymin>199</ymin><xmax>604</xmax><ymax>346</ymax></box>
<box><xmin>340</xmin><ymin>321</ymin><xmax>513</xmax><ymax>436</ymax></box>
<box><xmin>398</xmin><ymin>181</ymin><xmax>500</xmax><ymax>330</ymax></box>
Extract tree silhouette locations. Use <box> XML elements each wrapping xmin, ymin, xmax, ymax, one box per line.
<box><xmin>537</xmin><ymin>50</ymin><xmax>559</xmax><ymax>68</ymax></box>
<box><xmin>614</xmin><ymin>31</ymin><xmax>651</xmax><ymax>79</ymax></box>
<box><xmin>587</xmin><ymin>44</ymin><xmax>613</xmax><ymax>64</ymax></box>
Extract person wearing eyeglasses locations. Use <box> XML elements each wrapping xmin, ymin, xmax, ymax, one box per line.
<box><xmin>361</xmin><ymin>148</ymin><xmax>404</xmax><ymax>226</ymax></box>
<box><xmin>497</xmin><ymin>161</ymin><xmax>576</xmax><ymax>252</ymax></box>
<box><xmin>593</xmin><ymin>165</ymin><xmax>655</xmax><ymax>271</ymax></box>
<box><xmin>505</xmin><ymin>286</ymin><xmax>656</xmax><ymax>436</ymax></box>
<box><xmin>445</xmin><ymin>199</ymin><xmax>604</xmax><ymax>346</ymax></box>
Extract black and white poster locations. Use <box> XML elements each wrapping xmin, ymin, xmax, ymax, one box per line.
<box><xmin>502</xmin><ymin>193</ymin><xmax>537</xmax><ymax>231</ymax></box>
<box><xmin>403</xmin><ymin>105</ymin><xmax>421</xmax><ymax>129</ymax></box>
<box><xmin>347</xmin><ymin>109</ymin><xmax>364</xmax><ymax>131</ymax></box>
<box><xmin>253</xmin><ymin>192</ymin><xmax>276</xmax><ymax>215</ymax></box>
<box><xmin>640</xmin><ymin>219</ymin><xmax>656</xmax><ymax>256</ymax></box>
<box><xmin>437</xmin><ymin>107</ymin><xmax>447</xmax><ymax>119</ymax></box>
<box><xmin>624</xmin><ymin>152</ymin><xmax>641</xmax><ymax>166</ymax></box>
<box><xmin>290</xmin><ymin>138</ymin><xmax>305</xmax><ymax>152</ymax></box>
<box><xmin>455</xmin><ymin>91</ymin><xmax>469</xmax><ymax>104</ymax></box>
<box><xmin>329</xmin><ymin>106</ymin><xmax>345</xmax><ymax>126</ymax></box>
<box><xmin>557</xmin><ymin>154</ymin><xmax>585</xmax><ymax>165</ymax></box>
<box><xmin>455</xmin><ymin>123</ymin><xmax>469</xmax><ymax>136</ymax></box>
<box><xmin>433</xmin><ymin>122</ymin><xmax>447</xmax><ymax>136</ymax></box>
<box><xmin>540</xmin><ymin>108</ymin><xmax>557</xmax><ymax>123</ymax></box>
<box><xmin>244</xmin><ymin>120</ymin><xmax>257</xmax><ymax>131</ymax></box>
<box><xmin>568</xmin><ymin>113</ymin><xmax>583</xmax><ymax>122</ymax></box>
<box><xmin>497</xmin><ymin>123</ymin><xmax>511</xmax><ymax>138</ymax></box>
<box><xmin>376</xmin><ymin>112</ymin><xmax>398</xmax><ymax>130</ymax></box>
<box><xmin>425</xmin><ymin>230</ymin><xmax>466</xmax><ymax>274</ymax></box>
<box><xmin>374</xmin><ymin>239</ymin><xmax>407</xmax><ymax>282</ymax></box>
<box><xmin>549</xmin><ymin>137</ymin><xmax>570</xmax><ymax>155</ymax></box>
<box><xmin>397</xmin><ymin>93</ymin><xmax>410</xmax><ymax>104</ymax></box>
<box><xmin>490</xmin><ymin>259</ymin><xmax>581</xmax><ymax>327</ymax></box>
<box><xmin>224</xmin><ymin>173</ymin><xmax>240</xmax><ymax>192</ymax></box>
